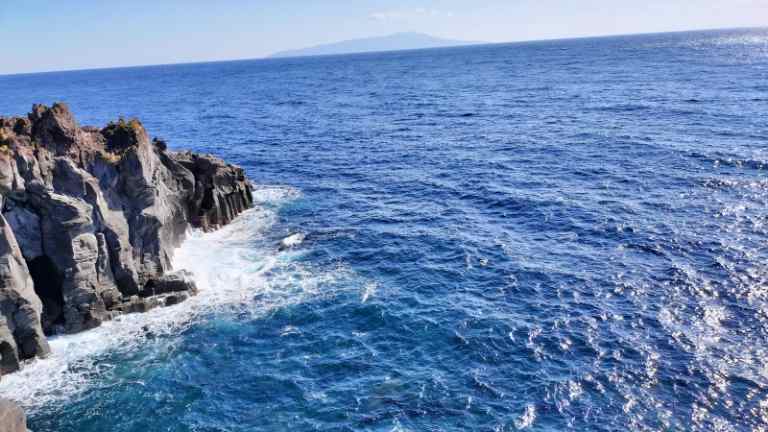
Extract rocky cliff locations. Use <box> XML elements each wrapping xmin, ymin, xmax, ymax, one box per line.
<box><xmin>0</xmin><ymin>103</ymin><xmax>253</xmax><ymax>383</ymax></box>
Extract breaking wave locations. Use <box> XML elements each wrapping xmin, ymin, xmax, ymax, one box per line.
<box><xmin>0</xmin><ymin>185</ymin><xmax>349</xmax><ymax>411</ymax></box>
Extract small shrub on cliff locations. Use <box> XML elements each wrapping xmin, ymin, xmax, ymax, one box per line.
<box><xmin>0</xmin><ymin>130</ymin><xmax>12</xmax><ymax>155</ymax></box>
<box><xmin>99</xmin><ymin>150</ymin><xmax>122</xmax><ymax>164</ymax></box>
<box><xmin>128</xmin><ymin>119</ymin><xmax>142</xmax><ymax>131</ymax></box>
<box><xmin>101</xmin><ymin>117</ymin><xmax>145</xmax><ymax>152</ymax></box>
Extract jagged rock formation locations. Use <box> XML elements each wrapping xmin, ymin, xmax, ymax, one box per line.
<box><xmin>0</xmin><ymin>103</ymin><xmax>253</xmax><ymax>379</ymax></box>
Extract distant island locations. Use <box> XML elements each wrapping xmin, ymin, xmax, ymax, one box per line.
<box><xmin>270</xmin><ymin>32</ymin><xmax>484</xmax><ymax>58</ymax></box>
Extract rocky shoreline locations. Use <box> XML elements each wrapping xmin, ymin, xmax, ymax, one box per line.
<box><xmin>0</xmin><ymin>103</ymin><xmax>254</xmax><ymax>429</ymax></box>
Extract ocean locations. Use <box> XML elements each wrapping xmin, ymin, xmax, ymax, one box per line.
<box><xmin>0</xmin><ymin>28</ymin><xmax>767</xmax><ymax>431</ymax></box>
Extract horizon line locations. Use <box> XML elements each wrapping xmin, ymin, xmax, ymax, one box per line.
<box><xmin>1</xmin><ymin>25</ymin><xmax>765</xmax><ymax>78</ymax></box>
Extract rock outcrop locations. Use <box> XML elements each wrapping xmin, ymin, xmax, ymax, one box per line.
<box><xmin>0</xmin><ymin>398</ymin><xmax>26</xmax><ymax>432</ymax></box>
<box><xmin>0</xmin><ymin>103</ymin><xmax>253</xmax><ymax>379</ymax></box>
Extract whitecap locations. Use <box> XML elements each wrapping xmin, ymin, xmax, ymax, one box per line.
<box><xmin>361</xmin><ymin>281</ymin><xmax>378</xmax><ymax>303</ymax></box>
<box><xmin>280</xmin><ymin>232</ymin><xmax>306</xmax><ymax>249</ymax></box>
<box><xmin>514</xmin><ymin>404</ymin><xmax>537</xmax><ymax>429</ymax></box>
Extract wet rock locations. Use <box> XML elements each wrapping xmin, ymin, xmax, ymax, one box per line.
<box><xmin>163</xmin><ymin>292</ymin><xmax>190</xmax><ymax>307</ymax></box>
<box><xmin>111</xmin><ymin>295</ymin><xmax>163</xmax><ymax>314</ymax></box>
<box><xmin>141</xmin><ymin>270</ymin><xmax>197</xmax><ymax>298</ymax></box>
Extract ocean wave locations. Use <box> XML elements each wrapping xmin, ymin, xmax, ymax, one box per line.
<box><xmin>0</xmin><ymin>185</ymin><xmax>346</xmax><ymax>412</ymax></box>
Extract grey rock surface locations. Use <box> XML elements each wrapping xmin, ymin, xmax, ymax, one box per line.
<box><xmin>0</xmin><ymin>213</ymin><xmax>49</xmax><ymax>374</ymax></box>
<box><xmin>0</xmin><ymin>103</ymin><xmax>252</xmax><ymax>380</ymax></box>
<box><xmin>141</xmin><ymin>270</ymin><xmax>198</xmax><ymax>298</ymax></box>
<box><xmin>0</xmin><ymin>398</ymin><xmax>26</xmax><ymax>432</ymax></box>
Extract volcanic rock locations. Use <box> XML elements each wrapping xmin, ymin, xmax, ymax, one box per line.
<box><xmin>0</xmin><ymin>103</ymin><xmax>253</xmax><ymax>378</ymax></box>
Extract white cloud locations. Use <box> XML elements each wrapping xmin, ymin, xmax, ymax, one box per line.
<box><xmin>369</xmin><ymin>8</ymin><xmax>455</xmax><ymax>22</ymax></box>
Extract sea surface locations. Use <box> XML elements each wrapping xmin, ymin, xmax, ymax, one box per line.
<box><xmin>1</xmin><ymin>28</ymin><xmax>767</xmax><ymax>431</ymax></box>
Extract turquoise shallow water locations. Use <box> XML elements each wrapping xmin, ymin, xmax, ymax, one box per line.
<box><xmin>1</xmin><ymin>28</ymin><xmax>768</xmax><ymax>431</ymax></box>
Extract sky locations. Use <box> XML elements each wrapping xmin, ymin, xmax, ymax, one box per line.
<box><xmin>1</xmin><ymin>0</ymin><xmax>767</xmax><ymax>74</ymax></box>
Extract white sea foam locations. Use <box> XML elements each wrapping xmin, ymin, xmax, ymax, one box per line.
<box><xmin>514</xmin><ymin>404</ymin><xmax>537</xmax><ymax>429</ymax></box>
<box><xmin>361</xmin><ymin>281</ymin><xmax>378</xmax><ymax>303</ymax></box>
<box><xmin>251</xmin><ymin>184</ymin><xmax>302</xmax><ymax>206</ymax></box>
<box><xmin>280</xmin><ymin>232</ymin><xmax>306</xmax><ymax>249</ymax></box>
<box><xmin>0</xmin><ymin>185</ymin><xmax>346</xmax><ymax>411</ymax></box>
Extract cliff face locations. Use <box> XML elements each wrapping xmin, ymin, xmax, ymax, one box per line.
<box><xmin>0</xmin><ymin>103</ymin><xmax>253</xmax><ymax>378</ymax></box>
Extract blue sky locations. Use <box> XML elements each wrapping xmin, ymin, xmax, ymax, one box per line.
<box><xmin>1</xmin><ymin>0</ymin><xmax>766</xmax><ymax>74</ymax></box>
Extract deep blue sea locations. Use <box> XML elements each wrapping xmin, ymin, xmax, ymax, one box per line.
<box><xmin>1</xmin><ymin>28</ymin><xmax>768</xmax><ymax>431</ymax></box>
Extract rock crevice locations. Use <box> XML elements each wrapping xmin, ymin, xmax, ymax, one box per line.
<box><xmin>0</xmin><ymin>103</ymin><xmax>253</xmax><ymax>378</ymax></box>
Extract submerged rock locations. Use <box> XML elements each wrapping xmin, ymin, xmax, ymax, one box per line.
<box><xmin>140</xmin><ymin>270</ymin><xmax>198</xmax><ymax>298</ymax></box>
<box><xmin>0</xmin><ymin>103</ymin><xmax>253</xmax><ymax>379</ymax></box>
